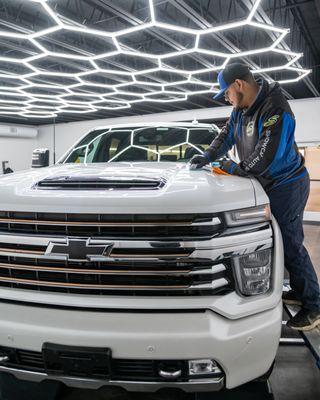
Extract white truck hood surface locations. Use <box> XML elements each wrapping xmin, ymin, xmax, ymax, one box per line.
<box><xmin>0</xmin><ymin>162</ymin><xmax>264</xmax><ymax>214</ymax></box>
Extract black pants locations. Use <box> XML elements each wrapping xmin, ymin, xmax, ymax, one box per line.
<box><xmin>268</xmin><ymin>172</ymin><xmax>320</xmax><ymax>312</ymax></box>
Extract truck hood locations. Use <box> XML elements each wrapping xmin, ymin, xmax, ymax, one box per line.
<box><xmin>0</xmin><ymin>163</ymin><xmax>266</xmax><ymax>214</ymax></box>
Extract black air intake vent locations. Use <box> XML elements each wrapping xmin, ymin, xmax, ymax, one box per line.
<box><xmin>34</xmin><ymin>176</ymin><xmax>166</xmax><ymax>190</ymax></box>
<box><xmin>0</xmin><ymin>346</ymin><xmax>224</xmax><ymax>382</ymax></box>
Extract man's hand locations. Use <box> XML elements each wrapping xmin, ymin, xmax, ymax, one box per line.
<box><xmin>220</xmin><ymin>160</ymin><xmax>248</xmax><ymax>177</ymax></box>
<box><xmin>219</xmin><ymin>160</ymin><xmax>236</xmax><ymax>173</ymax></box>
<box><xmin>190</xmin><ymin>154</ymin><xmax>209</xmax><ymax>169</ymax></box>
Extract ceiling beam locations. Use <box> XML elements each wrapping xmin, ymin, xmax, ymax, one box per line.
<box><xmin>241</xmin><ymin>0</ymin><xmax>319</xmax><ymax>96</ymax></box>
<box><xmin>265</xmin><ymin>0</ymin><xmax>313</xmax><ymax>11</ymax></box>
<box><xmin>285</xmin><ymin>0</ymin><xmax>319</xmax><ymax>61</ymax></box>
<box><xmin>314</xmin><ymin>0</ymin><xmax>320</xmax><ymax>19</ymax></box>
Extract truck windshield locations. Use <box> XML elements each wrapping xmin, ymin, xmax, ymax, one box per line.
<box><xmin>61</xmin><ymin>125</ymin><xmax>218</xmax><ymax>164</ymax></box>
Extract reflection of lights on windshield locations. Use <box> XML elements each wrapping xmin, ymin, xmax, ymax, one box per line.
<box><xmin>63</xmin><ymin>125</ymin><xmax>220</xmax><ymax>164</ymax></box>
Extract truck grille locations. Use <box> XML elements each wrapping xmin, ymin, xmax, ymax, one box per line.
<box><xmin>0</xmin><ymin>211</ymin><xmax>234</xmax><ymax>296</ymax></box>
<box><xmin>0</xmin><ymin>254</ymin><xmax>232</xmax><ymax>296</ymax></box>
<box><xmin>0</xmin><ymin>211</ymin><xmax>222</xmax><ymax>239</ymax></box>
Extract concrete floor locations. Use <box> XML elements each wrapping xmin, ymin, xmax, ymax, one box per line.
<box><xmin>1</xmin><ymin>223</ymin><xmax>319</xmax><ymax>400</ymax></box>
<box><xmin>304</xmin><ymin>222</ymin><xmax>320</xmax><ymax>279</ymax></box>
<box><xmin>269</xmin><ymin>346</ymin><xmax>320</xmax><ymax>400</ymax></box>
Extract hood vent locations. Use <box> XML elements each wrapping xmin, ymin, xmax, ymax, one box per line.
<box><xmin>34</xmin><ymin>176</ymin><xmax>166</xmax><ymax>190</ymax></box>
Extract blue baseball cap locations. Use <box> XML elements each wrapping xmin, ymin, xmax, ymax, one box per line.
<box><xmin>213</xmin><ymin>63</ymin><xmax>251</xmax><ymax>100</ymax></box>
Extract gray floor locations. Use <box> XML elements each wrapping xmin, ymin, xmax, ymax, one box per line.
<box><xmin>270</xmin><ymin>345</ymin><xmax>320</xmax><ymax>400</ymax></box>
<box><xmin>1</xmin><ymin>224</ymin><xmax>319</xmax><ymax>400</ymax></box>
<box><xmin>304</xmin><ymin>223</ymin><xmax>320</xmax><ymax>279</ymax></box>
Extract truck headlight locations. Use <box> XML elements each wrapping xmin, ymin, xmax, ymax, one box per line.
<box><xmin>224</xmin><ymin>205</ymin><xmax>271</xmax><ymax>226</ymax></box>
<box><xmin>233</xmin><ymin>248</ymin><xmax>272</xmax><ymax>296</ymax></box>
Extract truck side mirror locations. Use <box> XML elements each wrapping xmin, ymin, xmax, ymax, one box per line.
<box><xmin>32</xmin><ymin>149</ymin><xmax>50</xmax><ymax>168</ymax></box>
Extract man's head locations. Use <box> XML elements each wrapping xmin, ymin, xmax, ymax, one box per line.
<box><xmin>213</xmin><ymin>63</ymin><xmax>259</xmax><ymax>108</ymax></box>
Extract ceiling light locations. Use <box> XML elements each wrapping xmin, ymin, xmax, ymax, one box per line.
<box><xmin>0</xmin><ymin>0</ymin><xmax>312</xmax><ymax>118</ymax></box>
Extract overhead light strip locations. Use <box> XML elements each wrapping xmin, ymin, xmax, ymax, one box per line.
<box><xmin>0</xmin><ymin>0</ymin><xmax>311</xmax><ymax>118</ymax></box>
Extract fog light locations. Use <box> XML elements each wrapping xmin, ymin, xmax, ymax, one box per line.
<box><xmin>188</xmin><ymin>359</ymin><xmax>221</xmax><ymax>376</ymax></box>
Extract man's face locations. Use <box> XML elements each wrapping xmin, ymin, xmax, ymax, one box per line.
<box><xmin>224</xmin><ymin>81</ymin><xmax>244</xmax><ymax>108</ymax></box>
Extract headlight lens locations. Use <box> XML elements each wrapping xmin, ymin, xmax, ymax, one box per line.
<box><xmin>233</xmin><ymin>248</ymin><xmax>272</xmax><ymax>296</ymax></box>
<box><xmin>224</xmin><ymin>205</ymin><xmax>271</xmax><ymax>226</ymax></box>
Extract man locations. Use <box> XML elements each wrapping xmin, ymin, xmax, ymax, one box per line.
<box><xmin>191</xmin><ymin>62</ymin><xmax>320</xmax><ymax>331</ymax></box>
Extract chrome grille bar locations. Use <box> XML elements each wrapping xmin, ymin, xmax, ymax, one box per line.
<box><xmin>0</xmin><ymin>247</ymin><xmax>44</xmax><ymax>255</ymax></box>
<box><xmin>0</xmin><ymin>217</ymin><xmax>221</xmax><ymax>227</ymax></box>
<box><xmin>0</xmin><ymin>245</ymin><xmax>193</xmax><ymax>260</ymax></box>
<box><xmin>0</xmin><ymin>262</ymin><xmax>226</xmax><ymax>276</ymax></box>
<box><xmin>0</xmin><ymin>276</ymin><xmax>228</xmax><ymax>291</ymax></box>
<box><xmin>0</xmin><ymin>211</ymin><xmax>222</xmax><ymax>240</ymax></box>
<box><xmin>189</xmin><ymin>278</ymin><xmax>229</xmax><ymax>290</ymax></box>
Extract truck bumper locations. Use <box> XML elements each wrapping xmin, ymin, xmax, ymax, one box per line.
<box><xmin>0</xmin><ymin>367</ymin><xmax>224</xmax><ymax>393</ymax></box>
<box><xmin>0</xmin><ymin>300</ymin><xmax>282</xmax><ymax>392</ymax></box>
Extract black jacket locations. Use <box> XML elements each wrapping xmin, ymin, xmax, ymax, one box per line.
<box><xmin>205</xmin><ymin>79</ymin><xmax>306</xmax><ymax>192</ymax></box>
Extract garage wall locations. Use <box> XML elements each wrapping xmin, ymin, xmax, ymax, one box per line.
<box><xmin>0</xmin><ymin>133</ymin><xmax>38</xmax><ymax>174</ymax></box>
<box><xmin>37</xmin><ymin>97</ymin><xmax>320</xmax><ymax>163</ymax></box>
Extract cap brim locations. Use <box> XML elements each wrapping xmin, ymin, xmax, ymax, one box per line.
<box><xmin>212</xmin><ymin>88</ymin><xmax>226</xmax><ymax>100</ymax></box>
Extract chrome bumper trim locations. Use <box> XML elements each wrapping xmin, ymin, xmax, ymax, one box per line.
<box><xmin>0</xmin><ymin>217</ymin><xmax>221</xmax><ymax>228</ymax></box>
<box><xmin>0</xmin><ymin>275</ymin><xmax>229</xmax><ymax>291</ymax></box>
<box><xmin>0</xmin><ymin>225</ymin><xmax>271</xmax><ymax>249</ymax></box>
<box><xmin>0</xmin><ymin>237</ymin><xmax>272</xmax><ymax>262</ymax></box>
<box><xmin>0</xmin><ymin>365</ymin><xmax>224</xmax><ymax>393</ymax></box>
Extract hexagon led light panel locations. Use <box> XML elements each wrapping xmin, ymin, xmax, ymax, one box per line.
<box><xmin>0</xmin><ymin>0</ymin><xmax>312</xmax><ymax>119</ymax></box>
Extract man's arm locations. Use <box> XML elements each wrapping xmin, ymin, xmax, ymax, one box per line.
<box><xmin>205</xmin><ymin>110</ymin><xmax>236</xmax><ymax>161</ymax></box>
<box><xmin>190</xmin><ymin>111</ymin><xmax>236</xmax><ymax>168</ymax></box>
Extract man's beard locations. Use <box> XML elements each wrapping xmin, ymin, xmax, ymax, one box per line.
<box><xmin>235</xmin><ymin>91</ymin><xmax>244</xmax><ymax>108</ymax></box>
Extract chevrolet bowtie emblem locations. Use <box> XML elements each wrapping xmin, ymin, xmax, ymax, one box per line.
<box><xmin>45</xmin><ymin>238</ymin><xmax>113</xmax><ymax>261</ymax></box>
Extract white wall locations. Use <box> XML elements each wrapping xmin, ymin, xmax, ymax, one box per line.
<box><xmin>290</xmin><ymin>97</ymin><xmax>320</xmax><ymax>144</ymax></box>
<box><xmin>37</xmin><ymin>97</ymin><xmax>320</xmax><ymax>163</ymax></box>
<box><xmin>0</xmin><ymin>132</ymin><xmax>38</xmax><ymax>174</ymax></box>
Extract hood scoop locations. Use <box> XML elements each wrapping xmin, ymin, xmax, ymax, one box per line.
<box><xmin>35</xmin><ymin>175</ymin><xmax>167</xmax><ymax>190</ymax></box>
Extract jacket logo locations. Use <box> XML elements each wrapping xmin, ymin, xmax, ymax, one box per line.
<box><xmin>246</xmin><ymin>121</ymin><xmax>254</xmax><ymax>137</ymax></box>
<box><xmin>244</xmin><ymin>129</ymin><xmax>271</xmax><ymax>171</ymax></box>
<box><xmin>263</xmin><ymin>115</ymin><xmax>279</xmax><ymax>127</ymax></box>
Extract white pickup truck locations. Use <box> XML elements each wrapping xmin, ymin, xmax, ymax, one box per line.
<box><xmin>0</xmin><ymin>122</ymin><xmax>283</xmax><ymax>393</ymax></box>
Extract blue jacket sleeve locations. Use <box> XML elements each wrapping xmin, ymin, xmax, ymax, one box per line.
<box><xmin>204</xmin><ymin>110</ymin><xmax>236</xmax><ymax>162</ymax></box>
